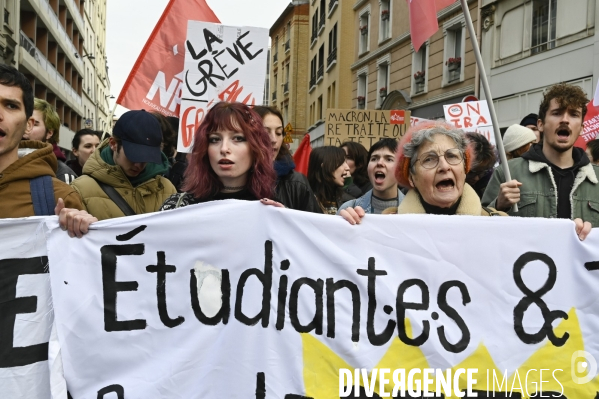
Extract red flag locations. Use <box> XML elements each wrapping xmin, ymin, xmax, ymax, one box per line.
<box><xmin>117</xmin><ymin>0</ymin><xmax>219</xmax><ymax>117</ymax></box>
<box><xmin>293</xmin><ymin>134</ymin><xmax>312</xmax><ymax>177</ymax></box>
<box><xmin>407</xmin><ymin>0</ymin><xmax>456</xmax><ymax>52</ymax></box>
<box><xmin>574</xmin><ymin>80</ymin><xmax>599</xmax><ymax>148</ymax></box>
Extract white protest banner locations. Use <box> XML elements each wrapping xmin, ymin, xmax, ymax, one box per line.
<box><xmin>444</xmin><ymin>101</ymin><xmax>495</xmax><ymax>146</ymax></box>
<box><xmin>0</xmin><ymin>217</ymin><xmax>66</xmax><ymax>399</ymax></box>
<box><xmin>410</xmin><ymin>116</ymin><xmax>432</xmax><ymax>126</ymax></box>
<box><xmin>45</xmin><ymin>202</ymin><xmax>599</xmax><ymax>398</ymax></box>
<box><xmin>177</xmin><ymin>22</ymin><xmax>268</xmax><ymax>152</ymax></box>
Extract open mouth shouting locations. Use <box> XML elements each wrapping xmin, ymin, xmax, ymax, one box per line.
<box><xmin>218</xmin><ymin>158</ymin><xmax>234</xmax><ymax>169</ymax></box>
<box><xmin>0</xmin><ymin>128</ymin><xmax>5</xmax><ymax>139</ymax></box>
<box><xmin>436</xmin><ymin>178</ymin><xmax>456</xmax><ymax>192</ymax></box>
<box><xmin>374</xmin><ymin>171</ymin><xmax>386</xmax><ymax>185</ymax></box>
<box><xmin>556</xmin><ymin>125</ymin><xmax>572</xmax><ymax>142</ymax></box>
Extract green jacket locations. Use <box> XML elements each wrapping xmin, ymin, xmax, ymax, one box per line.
<box><xmin>481</xmin><ymin>157</ymin><xmax>599</xmax><ymax>224</ymax></box>
<box><xmin>71</xmin><ymin>140</ymin><xmax>176</xmax><ymax>221</ymax></box>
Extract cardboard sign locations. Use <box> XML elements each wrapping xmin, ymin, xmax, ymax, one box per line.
<box><xmin>324</xmin><ymin>109</ymin><xmax>411</xmax><ymax>149</ymax></box>
<box><xmin>177</xmin><ymin>22</ymin><xmax>269</xmax><ymax>152</ymax></box>
<box><xmin>444</xmin><ymin>101</ymin><xmax>495</xmax><ymax>146</ymax></box>
<box><xmin>38</xmin><ymin>202</ymin><xmax>599</xmax><ymax>398</ymax></box>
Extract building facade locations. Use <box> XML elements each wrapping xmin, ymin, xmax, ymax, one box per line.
<box><xmin>270</xmin><ymin>0</ymin><xmax>310</xmax><ymax>147</ymax></box>
<box><xmin>306</xmin><ymin>0</ymin><xmax>355</xmax><ymax>145</ymax></box>
<box><xmin>0</xmin><ymin>0</ymin><xmax>110</xmax><ymax>152</ymax></box>
<box><xmin>480</xmin><ymin>0</ymin><xmax>597</xmax><ymax>128</ymax></box>
<box><xmin>350</xmin><ymin>0</ymin><xmax>479</xmax><ymax>121</ymax></box>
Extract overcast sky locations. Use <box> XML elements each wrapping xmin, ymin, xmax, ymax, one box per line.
<box><xmin>106</xmin><ymin>0</ymin><xmax>288</xmax><ymax>116</ymax></box>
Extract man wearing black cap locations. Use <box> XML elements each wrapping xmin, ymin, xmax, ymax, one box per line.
<box><xmin>520</xmin><ymin>113</ymin><xmax>541</xmax><ymax>143</ymax></box>
<box><xmin>72</xmin><ymin>109</ymin><xmax>176</xmax><ymax>220</ymax></box>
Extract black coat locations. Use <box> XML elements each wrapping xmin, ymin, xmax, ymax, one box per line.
<box><xmin>276</xmin><ymin>170</ymin><xmax>322</xmax><ymax>213</ymax></box>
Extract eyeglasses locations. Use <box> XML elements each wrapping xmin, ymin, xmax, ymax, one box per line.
<box><xmin>414</xmin><ymin>148</ymin><xmax>464</xmax><ymax>169</ymax></box>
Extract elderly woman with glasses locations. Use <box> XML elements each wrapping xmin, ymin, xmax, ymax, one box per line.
<box><xmin>387</xmin><ymin>120</ymin><xmax>506</xmax><ymax>216</ymax></box>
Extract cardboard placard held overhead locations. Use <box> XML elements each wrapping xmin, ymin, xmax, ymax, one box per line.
<box><xmin>324</xmin><ymin>109</ymin><xmax>411</xmax><ymax>149</ymax></box>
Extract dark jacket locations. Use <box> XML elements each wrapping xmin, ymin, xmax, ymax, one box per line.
<box><xmin>275</xmin><ymin>156</ymin><xmax>322</xmax><ymax>213</ymax></box>
<box><xmin>51</xmin><ymin>143</ymin><xmax>77</xmax><ymax>183</ymax></box>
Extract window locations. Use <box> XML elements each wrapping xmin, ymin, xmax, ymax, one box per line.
<box><xmin>359</xmin><ymin>9</ymin><xmax>370</xmax><ymax>55</ymax></box>
<box><xmin>319</xmin><ymin>0</ymin><xmax>325</xmax><ymax>33</ymax></box>
<box><xmin>309</xmin><ymin>56</ymin><xmax>317</xmax><ymax>91</ymax></box>
<box><xmin>357</xmin><ymin>67</ymin><xmax>367</xmax><ymax>109</ymax></box>
<box><xmin>311</xmin><ymin>10</ymin><xmax>318</xmax><ymax>45</ymax></box>
<box><xmin>317</xmin><ymin>45</ymin><xmax>325</xmax><ymax>83</ymax></box>
<box><xmin>273</xmin><ymin>36</ymin><xmax>278</xmax><ymax>64</ymax></box>
<box><xmin>531</xmin><ymin>0</ymin><xmax>556</xmax><ymax>55</ymax></box>
<box><xmin>327</xmin><ymin>23</ymin><xmax>337</xmax><ymax>70</ymax></box>
<box><xmin>317</xmin><ymin>95</ymin><xmax>323</xmax><ymax>121</ymax></box>
<box><xmin>443</xmin><ymin>20</ymin><xmax>464</xmax><ymax>85</ymax></box>
<box><xmin>411</xmin><ymin>44</ymin><xmax>428</xmax><ymax>95</ymax></box>
<box><xmin>285</xmin><ymin>21</ymin><xmax>291</xmax><ymax>53</ymax></box>
<box><xmin>272</xmin><ymin>73</ymin><xmax>278</xmax><ymax>102</ymax></box>
<box><xmin>377</xmin><ymin>59</ymin><xmax>389</xmax><ymax>108</ymax></box>
<box><xmin>379</xmin><ymin>0</ymin><xmax>391</xmax><ymax>42</ymax></box>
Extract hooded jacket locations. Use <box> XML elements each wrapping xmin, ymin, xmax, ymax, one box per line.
<box><xmin>482</xmin><ymin>144</ymin><xmax>599</xmax><ymax>224</ymax></box>
<box><xmin>71</xmin><ymin>139</ymin><xmax>176</xmax><ymax>221</ymax></box>
<box><xmin>0</xmin><ymin>141</ymin><xmax>83</xmax><ymax>218</ymax></box>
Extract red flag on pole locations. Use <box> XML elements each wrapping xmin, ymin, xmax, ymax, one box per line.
<box><xmin>293</xmin><ymin>134</ymin><xmax>312</xmax><ymax>177</ymax></box>
<box><xmin>575</xmin><ymin>80</ymin><xmax>599</xmax><ymax>148</ymax></box>
<box><xmin>117</xmin><ymin>0</ymin><xmax>220</xmax><ymax>117</ymax></box>
<box><xmin>407</xmin><ymin>0</ymin><xmax>456</xmax><ymax>52</ymax></box>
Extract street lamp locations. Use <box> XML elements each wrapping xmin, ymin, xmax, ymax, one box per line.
<box><xmin>75</xmin><ymin>53</ymin><xmax>95</xmax><ymax>60</ymax></box>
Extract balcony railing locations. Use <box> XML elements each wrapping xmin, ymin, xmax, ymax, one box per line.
<box><xmin>283</xmin><ymin>82</ymin><xmax>289</xmax><ymax>94</ymax></box>
<box><xmin>64</xmin><ymin>0</ymin><xmax>85</xmax><ymax>32</ymax></box>
<box><xmin>20</xmin><ymin>30</ymin><xmax>82</xmax><ymax>106</ymax></box>
<box><xmin>284</xmin><ymin>40</ymin><xmax>290</xmax><ymax>52</ymax></box>
<box><xmin>273</xmin><ymin>52</ymin><xmax>278</xmax><ymax>64</ymax></box>
<box><xmin>317</xmin><ymin>65</ymin><xmax>324</xmax><ymax>81</ymax></box>
<box><xmin>327</xmin><ymin>48</ymin><xmax>337</xmax><ymax>67</ymax></box>
<box><xmin>272</xmin><ymin>91</ymin><xmax>277</xmax><ymax>102</ymax></box>
<box><xmin>36</xmin><ymin>0</ymin><xmax>83</xmax><ymax>70</ymax></box>
<box><xmin>328</xmin><ymin>0</ymin><xmax>338</xmax><ymax>14</ymax></box>
<box><xmin>311</xmin><ymin>30</ymin><xmax>317</xmax><ymax>44</ymax></box>
<box><xmin>309</xmin><ymin>76</ymin><xmax>316</xmax><ymax>89</ymax></box>
<box><xmin>319</xmin><ymin>11</ymin><xmax>325</xmax><ymax>30</ymax></box>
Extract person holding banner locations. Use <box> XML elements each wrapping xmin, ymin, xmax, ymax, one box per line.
<box><xmin>337</xmin><ymin>138</ymin><xmax>405</xmax><ymax>224</ymax></box>
<box><xmin>482</xmin><ymin>83</ymin><xmax>597</xmax><ymax>240</ymax></box>
<box><xmin>389</xmin><ymin>121</ymin><xmax>506</xmax><ymax>217</ymax></box>
<box><xmin>160</xmin><ymin>102</ymin><xmax>280</xmax><ymax>209</ymax></box>
<box><xmin>253</xmin><ymin>106</ymin><xmax>321</xmax><ymax>213</ymax></box>
<box><xmin>307</xmin><ymin>146</ymin><xmax>354</xmax><ymax>215</ymax></box>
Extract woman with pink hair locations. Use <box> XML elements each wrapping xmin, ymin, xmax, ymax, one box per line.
<box><xmin>160</xmin><ymin>102</ymin><xmax>280</xmax><ymax>209</ymax></box>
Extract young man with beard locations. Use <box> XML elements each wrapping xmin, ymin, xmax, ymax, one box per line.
<box><xmin>22</xmin><ymin>98</ymin><xmax>77</xmax><ymax>183</ymax></box>
<box><xmin>337</xmin><ymin>138</ymin><xmax>405</xmax><ymax>224</ymax></box>
<box><xmin>482</xmin><ymin>83</ymin><xmax>598</xmax><ymax>237</ymax></box>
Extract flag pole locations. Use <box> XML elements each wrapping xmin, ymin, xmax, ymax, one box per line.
<box><xmin>459</xmin><ymin>0</ymin><xmax>517</xmax><ymax>212</ymax></box>
<box><xmin>102</xmin><ymin>102</ymin><xmax>118</xmax><ymax>142</ymax></box>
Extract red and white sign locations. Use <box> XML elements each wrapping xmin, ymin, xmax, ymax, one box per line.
<box><xmin>177</xmin><ymin>22</ymin><xmax>269</xmax><ymax>152</ymax></box>
<box><xmin>444</xmin><ymin>100</ymin><xmax>495</xmax><ymax>146</ymax></box>
<box><xmin>410</xmin><ymin>116</ymin><xmax>433</xmax><ymax>126</ymax></box>
<box><xmin>390</xmin><ymin>110</ymin><xmax>405</xmax><ymax>124</ymax></box>
<box><xmin>575</xmin><ymin>81</ymin><xmax>599</xmax><ymax>148</ymax></box>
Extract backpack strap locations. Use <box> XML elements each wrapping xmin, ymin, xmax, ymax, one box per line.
<box><xmin>481</xmin><ymin>205</ymin><xmax>504</xmax><ymax>216</ymax></box>
<box><xmin>175</xmin><ymin>192</ymin><xmax>188</xmax><ymax>209</ymax></box>
<box><xmin>91</xmin><ymin>177</ymin><xmax>136</xmax><ymax>216</ymax></box>
<box><xmin>30</xmin><ymin>175</ymin><xmax>56</xmax><ymax>216</ymax></box>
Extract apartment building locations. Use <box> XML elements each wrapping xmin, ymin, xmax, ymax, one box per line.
<box><xmin>350</xmin><ymin>0</ymin><xmax>479</xmax><ymax>120</ymax></box>
<box><xmin>306</xmin><ymin>0</ymin><xmax>355</xmax><ymax>145</ymax></box>
<box><xmin>270</xmin><ymin>0</ymin><xmax>310</xmax><ymax>145</ymax></box>
<box><xmin>480</xmin><ymin>0</ymin><xmax>597</xmax><ymax>127</ymax></box>
<box><xmin>82</xmin><ymin>0</ymin><xmax>110</xmax><ymax>134</ymax></box>
<box><xmin>5</xmin><ymin>0</ymin><xmax>110</xmax><ymax>153</ymax></box>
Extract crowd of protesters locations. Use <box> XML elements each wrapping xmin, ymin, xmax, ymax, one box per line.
<box><xmin>0</xmin><ymin>64</ymin><xmax>596</xmax><ymax>241</ymax></box>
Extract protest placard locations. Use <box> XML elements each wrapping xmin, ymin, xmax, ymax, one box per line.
<box><xmin>324</xmin><ymin>109</ymin><xmax>411</xmax><ymax>149</ymax></box>
<box><xmin>444</xmin><ymin>101</ymin><xmax>495</xmax><ymax>146</ymax></box>
<box><xmin>177</xmin><ymin>22</ymin><xmax>269</xmax><ymax>152</ymax></box>
<box><xmin>34</xmin><ymin>202</ymin><xmax>599</xmax><ymax>398</ymax></box>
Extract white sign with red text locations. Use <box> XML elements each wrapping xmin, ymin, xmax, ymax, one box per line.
<box><xmin>177</xmin><ymin>22</ymin><xmax>268</xmax><ymax>152</ymax></box>
<box><xmin>444</xmin><ymin>101</ymin><xmax>495</xmax><ymax>146</ymax></box>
